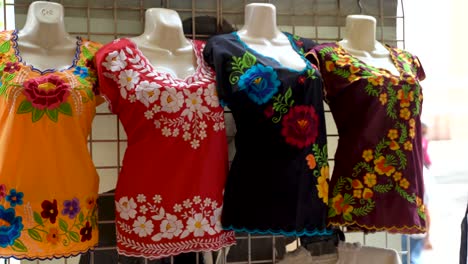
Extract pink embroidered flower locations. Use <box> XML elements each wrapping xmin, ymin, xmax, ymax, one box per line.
<box><xmin>281</xmin><ymin>105</ymin><xmax>319</xmax><ymax>148</ymax></box>
<box><xmin>4</xmin><ymin>62</ymin><xmax>20</xmax><ymax>73</ymax></box>
<box><xmin>0</xmin><ymin>184</ymin><xmax>7</xmax><ymax>200</ymax></box>
<box><xmin>23</xmin><ymin>75</ymin><xmax>71</xmax><ymax>110</ymax></box>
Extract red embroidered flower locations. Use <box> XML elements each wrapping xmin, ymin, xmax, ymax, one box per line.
<box><xmin>4</xmin><ymin>62</ymin><xmax>20</xmax><ymax>73</ymax></box>
<box><xmin>0</xmin><ymin>184</ymin><xmax>6</xmax><ymax>200</ymax></box>
<box><xmin>41</xmin><ymin>199</ymin><xmax>58</xmax><ymax>224</ymax></box>
<box><xmin>297</xmin><ymin>75</ymin><xmax>306</xmax><ymax>85</ymax></box>
<box><xmin>23</xmin><ymin>75</ymin><xmax>71</xmax><ymax>110</ymax></box>
<box><xmin>295</xmin><ymin>40</ymin><xmax>304</xmax><ymax>47</ymax></box>
<box><xmin>264</xmin><ymin>105</ymin><xmax>274</xmax><ymax>118</ymax></box>
<box><xmin>80</xmin><ymin>221</ymin><xmax>93</xmax><ymax>242</ymax></box>
<box><xmin>281</xmin><ymin>105</ymin><xmax>319</xmax><ymax>148</ymax></box>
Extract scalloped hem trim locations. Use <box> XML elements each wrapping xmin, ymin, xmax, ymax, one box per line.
<box><xmin>327</xmin><ymin>221</ymin><xmax>426</xmax><ymax>234</ymax></box>
<box><xmin>222</xmin><ymin>225</ymin><xmax>333</xmax><ymax>237</ymax></box>
<box><xmin>117</xmin><ymin>232</ymin><xmax>236</xmax><ymax>260</ymax></box>
<box><xmin>0</xmin><ymin>244</ymin><xmax>97</xmax><ymax>260</ymax></box>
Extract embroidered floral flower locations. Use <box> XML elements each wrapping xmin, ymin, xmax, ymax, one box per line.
<box><xmin>297</xmin><ymin>75</ymin><xmax>306</xmax><ymax>85</ymax></box>
<box><xmin>331</xmin><ymin>194</ymin><xmax>353</xmax><ymax>216</ymax></box>
<box><xmin>379</xmin><ymin>93</ymin><xmax>388</xmax><ymax>105</ymax></box>
<box><xmin>186</xmin><ymin>213</ymin><xmax>212</xmax><ymax>237</ymax></box>
<box><xmin>400</xmin><ymin>108</ymin><xmax>411</xmax><ymax>120</ymax></box>
<box><xmin>152</xmin><ymin>105</ymin><xmax>161</xmax><ymax>113</ymax></box>
<box><xmin>397</xmin><ymin>89</ymin><xmax>414</xmax><ymax>107</ymax></box>
<box><xmin>374</xmin><ymin>156</ymin><xmax>396</xmax><ymax>176</ymax></box>
<box><xmin>135</xmin><ymin>81</ymin><xmax>161</xmax><ymax>107</ymax></box>
<box><xmin>325</xmin><ymin>61</ymin><xmax>335</xmax><ymax>72</ymax></box>
<box><xmin>362</xmin><ymin>188</ymin><xmax>374</xmax><ymax>199</ymax></box>
<box><xmin>193</xmin><ymin>196</ymin><xmax>202</xmax><ymax>204</ymax></box>
<box><xmin>162</xmin><ymin>127</ymin><xmax>171</xmax><ymax>137</ymax></box>
<box><xmin>23</xmin><ymin>75</ymin><xmax>71</xmax><ymax>110</ymax></box>
<box><xmin>62</xmin><ymin>198</ymin><xmax>81</xmax><ymax>219</ymax></box>
<box><xmin>399</xmin><ymin>178</ymin><xmax>410</xmax><ymax>189</ymax></box>
<box><xmin>316</xmin><ymin>174</ymin><xmax>329</xmax><ymax>204</ymax></box>
<box><xmin>405</xmin><ymin>77</ymin><xmax>416</xmax><ymax>85</ymax></box>
<box><xmin>264</xmin><ymin>104</ymin><xmax>274</xmax><ymax>118</ymax></box>
<box><xmin>103</xmin><ymin>50</ymin><xmax>127</xmax><ymax>72</ymax></box>
<box><xmin>85</xmin><ymin>197</ymin><xmax>96</xmax><ymax>210</ymax></box>
<box><xmin>86</xmin><ymin>59</ymin><xmax>96</xmax><ymax>72</ymax></box>
<box><xmin>321</xmin><ymin>165</ymin><xmax>330</xmax><ymax>180</ymax></box>
<box><xmin>416</xmin><ymin>197</ymin><xmax>422</xmax><ymax>207</ymax></box>
<box><xmin>74</xmin><ymin>66</ymin><xmax>89</xmax><ymax>78</ymax></box>
<box><xmin>191</xmin><ymin>139</ymin><xmax>201</xmax><ymax>149</ymax></box>
<box><xmin>403</xmin><ymin>141</ymin><xmax>413</xmax><ymax>151</ymax></box>
<box><xmin>387</xmin><ymin>129</ymin><xmax>399</xmax><ymax>140</ymax></box>
<box><xmin>152</xmin><ymin>194</ymin><xmax>162</xmax><ymax>204</ymax></box>
<box><xmin>161</xmin><ymin>87</ymin><xmax>184</xmax><ymax>113</ymax></box>
<box><xmin>204</xmin><ymin>83</ymin><xmax>220</xmax><ymax>108</ymax></box>
<box><xmin>140</xmin><ymin>205</ymin><xmax>148</xmax><ymax>214</ymax></box>
<box><xmin>393</xmin><ymin>172</ymin><xmax>403</xmax><ymax>181</ymax></box>
<box><xmin>363</xmin><ymin>173</ymin><xmax>377</xmax><ymax>188</ymax></box>
<box><xmin>390</xmin><ymin>77</ymin><xmax>399</xmax><ymax>86</ymax></box>
<box><xmin>46</xmin><ymin>227</ymin><xmax>60</xmax><ymax>245</ymax></box>
<box><xmin>349</xmin><ymin>65</ymin><xmax>360</xmax><ymax>74</ymax></box>
<box><xmin>80</xmin><ymin>221</ymin><xmax>93</xmax><ymax>242</ymax></box>
<box><xmin>128</xmin><ymin>94</ymin><xmax>137</xmax><ymax>103</ymax></box>
<box><xmin>116</xmin><ymin>197</ymin><xmax>137</xmax><ymax>220</ymax></box>
<box><xmin>211</xmin><ymin>201</ymin><xmax>218</xmax><ymax>209</ymax></box>
<box><xmin>362</xmin><ymin>149</ymin><xmax>374</xmax><ymax>162</ymax></box>
<box><xmin>4</xmin><ymin>62</ymin><xmax>20</xmax><ymax>73</ymax></box>
<box><xmin>352</xmin><ymin>179</ymin><xmax>364</xmax><ymax>189</ymax></box>
<box><xmin>335</xmin><ymin>56</ymin><xmax>352</xmax><ymax>66</ymax></box>
<box><xmin>389</xmin><ymin>141</ymin><xmax>400</xmax><ymax>150</ymax></box>
<box><xmin>368</xmin><ymin>76</ymin><xmax>385</xmax><ymax>86</ymax></box>
<box><xmin>281</xmin><ymin>105</ymin><xmax>319</xmax><ymax>148</ymax></box>
<box><xmin>204</xmin><ymin>198</ymin><xmax>212</xmax><ymax>207</ymax></box>
<box><xmin>5</xmin><ymin>189</ymin><xmax>23</xmax><ymax>207</ymax></box>
<box><xmin>211</xmin><ymin>207</ymin><xmax>223</xmax><ymax>232</ymax></box>
<box><xmin>0</xmin><ymin>206</ymin><xmax>23</xmax><ymax>247</ymax></box>
<box><xmin>295</xmin><ymin>40</ymin><xmax>304</xmax><ymax>48</ymax></box>
<box><xmin>0</xmin><ymin>185</ymin><xmax>6</xmax><ymax>200</ymax></box>
<box><xmin>409</xmin><ymin>127</ymin><xmax>416</xmax><ymax>138</ymax></box>
<box><xmin>183</xmin><ymin>199</ymin><xmax>193</xmax><ymax>208</ymax></box>
<box><xmin>409</xmin><ymin>118</ymin><xmax>416</xmax><ymax>128</ymax></box>
<box><xmin>306</xmin><ymin>154</ymin><xmax>316</xmax><ymax>169</ymax></box>
<box><xmin>118</xmin><ymin>69</ymin><xmax>140</xmax><ymax>92</ymax></box>
<box><xmin>158</xmin><ymin>214</ymin><xmax>183</xmax><ymax>239</ymax></box>
<box><xmin>144</xmin><ymin>110</ymin><xmax>154</xmax><ymax>119</ymax></box>
<box><xmin>183</xmin><ymin>131</ymin><xmax>191</xmax><ymax>141</ymax></box>
<box><xmin>353</xmin><ymin>190</ymin><xmax>362</xmax><ymax>198</ymax></box>
<box><xmin>182</xmin><ymin>88</ymin><xmax>209</xmax><ymax>120</ymax></box>
<box><xmin>173</xmin><ymin>204</ymin><xmax>182</xmax><ymax>213</ymax></box>
<box><xmin>41</xmin><ymin>199</ymin><xmax>58</xmax><ymax>224</ymax></box>
<box><xmin>133</xmin><ymin>216</ymin><xmax>154</xmax><ymax>237</ymax></box>
<box><xmin>347</xmin><ymin>74</ymin><xmax>359</xmax><ymax>82</ymax></box>
<box><xmin>238</xmin><ymin>64</ymin><xmax>280</xmax><ymax>105</ymax></box>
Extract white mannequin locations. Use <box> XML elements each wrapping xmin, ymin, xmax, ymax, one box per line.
<box><xmin>130</xmin><ymin>8</ymin><xmax>196</xmax><ymax>79</ymax></box>
<box><xmin>339</xmin><ymin>15</ymin><xmax>399</xmax><ymax>75</ymax></box>
<box><xmin>16</xmin><ymin>1</ymin><xmax>78</xmax><ymax>71</ymax></box>
<box><xmin>236</xmin><ymin>3</ymin><xmax>306</xmax><ymax>71</ymax></box>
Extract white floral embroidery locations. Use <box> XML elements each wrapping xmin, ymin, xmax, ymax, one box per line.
<box><xmin>152</xmin><ymin>105</ymin><xmax>161</xmax><ymax>113</ymax></box>
<box><xmin>161</xmin><ymin>87</ymin><xmax>184</xmax><ymax>113</ymax></box>
<box><xmin>218</xmin><ymin>122</ymin><xmax>225</xmax><ymax>130</ymax></box>
<box><xmin>103</xmin><ymin>50</ymin><xmax>127</xmax><ymax>72</ymax></box>
<box><xmin>182</xmin><ymin>123</ymin><xmax>190</xmax><ymax>131</ymax></box>
<box><xmin>118</xmin><ymin>69</ymin><xmax>140</xmax><ymax>94</ymax></box>
<box><xmin>183</xmin><ymin>199</ymin><xmax>193</xmax><ymax>208</ymax></box>
<box><xmin>183</xmin><ymin>132</ymin><xmax>191</xmax><ymax>141</ymax></box>
<box><xmin>184</xmin><ymin>213</ymin><xmax>214</xmax><ymax>237</ymax></box>
<box><xmin>128</xmin><ymin>94</ymin><xmax>137</xmax><ymax>103</ymax></box>
<box><xmin>172</xmin><ymin>128</ymin><xmax>180</xmax><ymax>137</ymax></box>
<box><xmin>133</xmin><ymin>216</ymin><xmax>154</xmax><ymax>237</ymax></box>
<box><xmin>204</xmin><ymin>83</ymin><xmax>220</xmax><ymax>107</ymax></box>
<box><xmin>159</xmin><ymin>214</ymin><xmax>183</xmax><ymax>240</ymax></box>
<box><xmin>173</xmin><ymin>204</ymin><xmax>182</xmax><ymax>213</ymax></box>
<box><xmin>211</xmin><ymin>207</ymin><xmax>223</xmax><ymax>232</ymax></box>
<box><xmin>162</xmin><ymin>127</ymin><xmax>171</xmax><ymax>137</ymax></box>
<box><xmin>199</xmin><ymin>130</ymin><xmax>207</xmax><ymax>140</ymax></box>
<box><xmin>144</xmin><ymin>110</ymin><xmax>154</xmax><ymax>119</ymax></box>
<box><xmin>137</xmin><ymin>194</ymin><xmax>146</xmax><ymax>203</ymax></box>
<box><xmin>116</xmin><ymin>197</ymin><xmax>137</xmax><ymax>220</ymax></box>
<box><xmin>153</xmin><ymin>195</ymin><xmax>162</xmax><ymax>204</ymax></box>
<box><xmin>193</xmin><ymin>196</ymin><xmax>201</xmax><ymax>204</ymax></box>
<box><xmin>211</xmin><ymin>201</ymin><xmax>218</xmax><ymax>209</ymax></box>
<box><xmin>154</xmin><ymin>120</ymin><xmax>161</xmax><ymax>128</ymax></box>
<box><xmin>213</xmin><ymin>123</ymin><xmax>220</xmax><ymax>132</ymax></box>
<box><xmin>191</xmin><ymin>139</ymin><xmax>200</xmax><ymax>149</ymax></box>
<box><xmin>135</xmin><ymin>81</ymin><xmax>161</xmax><ymax>107</ymax></box>
<box><xmin>204</xmin><ymin>198</ymin><xmax>212</xmax><ymax>207</ymax></box>
<box><xmin>181</xmin><ymin>88</ymin><xmax>209</xmax><ymax>121</ymax></box>
<box><xmin>199</xmin><ymin>121</ymin><xmax>208</xmax><ymax>130</ymax></box>
<box><xmin>140</xmin><ymin>205</ymin><xmax>148</xmax><ymax>214</ymax></box>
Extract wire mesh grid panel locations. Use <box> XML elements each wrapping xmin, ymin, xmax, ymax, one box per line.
<box><xmin>1</xmin><ymin>0</ymin><xmax>406</xmax><ymax>263</ymax></box>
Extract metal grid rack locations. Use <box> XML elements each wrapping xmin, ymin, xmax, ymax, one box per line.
<box><xmin>1</xmin><ymin>0</ymin><xmax>406</xmax><ymax>263</ymax></box>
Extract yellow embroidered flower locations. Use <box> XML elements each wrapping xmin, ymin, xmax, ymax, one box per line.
<box><xmin>368</xmin><ymin>76</ymin><xmax>385</xmax><ymax>86</ymax></box>
<box><xmin>325</xmin><ymin>61</ymin><xmax>335</xmax><ymax>72</ymax></box>
<box><xmin>406</xmin><ymin>76</ymin><xmax>416</xmax><ymax>85</ymax></box>
<box><xmin>306</xmin><ymin>154</ymin><xmax>316</xmax><ymax>170</ymax></box>
<box><xmin>46</xmin><ymin>227</ymin><xmax>60</xmax><ymax>245</ymax></box>
<box><xmin>353</xmin><ymin>189</ymin><xmax>362</xmax><ymax>199</ymax></box>
<box><xmin>404</xmin><ymin>141</ymin><xmax>413</xmax><ymax>151</ymax></box>
<box><xmin>399</xmin><ymin>178</ymin><xmax>410</xmax><ymax>189</ymax></box>
<box><xmin>379</xmin><ymin>93</ymin><xmax>388</xmax><ymax>105</ymax></box>
<box><xmin>409</xmin><ymin>118</ymin><xmax>416</xmax><ymax>128</ymax></box>
<box><xmin>400</xmin><ymin>108</ymin><xmax>411</xmax><ymax>120</ymax></box>
<box><xmin>321</xmin><ymin>165</ymin><xmax>330</xmax><ymax>180</ymax></box>
<box><xmin>390</xmin><ymin>77</ymin><xmax>399</xmax><ymax>86</ymax></box>
<box><xmin>393</xmin><ymin>172</ymin><xmax>402</xmax><ymax>181</ymax></box>
<box><xmin>331</xmin><ymin>194</ymin><xmax>354</xmax><ymax>215</ymax></box>
<box><xmin>416</xmin><ymin>196</ymin><xmax>422</xmax><ymax>207</ymax></box>
<box><xmin>362</xmin><ymin>188</ymin><xmax>374</xmax><ymax>199</ymax></box>
<box><xmin>362</xmin><ymin>149</ymin><xmax>374</xmax><ymax>162</ymax></box>
<box><xmin>389</xmin><ymin>141</ymin><xmax>400</xmax><ymax>150</ymax></box>
<box><xmin>409</xmin><ymin>127</ymin><xmax>416</xmax><ymax>138</ymax></box>
<box><xmin>374</xmin><ymin>156</ymin><xmax>396</xmax><ymax>176</ymax></box>
<box><xmin>352</xmin><ymin>179</ymin><xmax>364</xmax><ymax>189</ymax></box>
<box><xmin>348</xmin><ymin>74</ymin><xmax>358</xmax><ymax>82</ymax></box>
<box><xmin>387</xmin><ymin>129</ymin><xmax>399</xmax><ymax>140</ymax></box>
<box><xmin>335</xmin><ymin>56</ymin><xmax>352</xmax><ymax>66</ymax></box>
<box><xmin>363</xmin><ymin>173</ymin><xmax>377</xmax><ymax>188</ymax></box>
<box><xmin>349</xmin><ymin>65</ymin><xmax>360</xmax><ymax>74</ymax></box>
<box><xmin>397</xmin><ymin>89</ymin><xmax>414</xmax><ymax>108</ymax></box>
<box><xmin>316</xmin><ymin>174</ymin><xmax>329</xmax><ymax>205</ymax></box>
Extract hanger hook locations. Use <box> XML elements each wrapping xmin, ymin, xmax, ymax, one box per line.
<box><xmin>358</xmin><ymin>0</ymin><xmax>364</xmax><ymax>14</ymax></box>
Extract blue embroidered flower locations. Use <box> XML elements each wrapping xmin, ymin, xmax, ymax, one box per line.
<box><xmin>5</xmin><ymin>189</ymin><xmax>24</xmax><ymax>207</ymax></box>
<box><xmin>73</xmin><ymin>66</ymin><xmax>89</xmax><ymax>78</ymax></box>
<box><xmin>0</xmin><ymin>205</ymin><xmax>23</xmax><ymax>248</ymax></box>
<box><xmin>238</xmin><ymin>64</ymin><xmax>281</xmax><ymax>105</ymax></box>
<box><xmin>62</xmin><ymin>198</ymin><xmax>81</xmax><ymax>219</ymax></box>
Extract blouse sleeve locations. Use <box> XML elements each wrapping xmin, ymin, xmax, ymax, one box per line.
<box><xmin>203</xmin><ymin>36</ymin><xmax>232</xmax><ymax>108</ymax></box>
<box><xmin>95</xmin><ymin>43</ymin><xmax>122</xmax><ymax>114</ymax></box>
<box><xmin>413</xmin><ymin>55</ymin><xmax>426</xmax><ymax>81</ymax></box>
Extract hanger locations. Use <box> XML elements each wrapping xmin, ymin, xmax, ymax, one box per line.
<box><xmin>358</xmin><ymin>0</ymin><xmax>364</xmax><ymax>14</ymax></box>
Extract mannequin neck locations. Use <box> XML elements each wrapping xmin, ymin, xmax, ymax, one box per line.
<box><xmin>18</xmin><ymin>1</ymin><xmax>74</xmax><ymax>49</ymax></box>
<box><xmin>340</xmin><ymin>15</ymin><xmax>378</xmax><ymax>53</ymax></box>
<box><xmin>134</xmin><ymin>8</ymin><xmax>191</xmax><ymax>53</ymax></box>
<box><xmin>239</xmin><ymin>3</ymin><xmax>282</xmax><ymax>40</ymax></box>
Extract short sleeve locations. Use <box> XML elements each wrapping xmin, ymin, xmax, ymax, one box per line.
<box><xmin>95</xmin><ymin>43</ymin><xmax>122</xmax><ymax>114</ymax></box>
<box><xmin>413</xmin><ymin>55</ymin><xmax>426</xmax><ymax>81</ymax></box>
<box><xmin>203</xmin><ymin>37</ymin><xmax>232</xmax><ymax>108</ymax></box>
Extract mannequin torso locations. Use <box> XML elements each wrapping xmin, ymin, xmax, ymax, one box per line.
<box><xmin>236</xmin><ymin>3</ymin><xmax>306</xmax><ymax>71</ymax></box>
<box><xmin>15</xmin><ymin>1</ymin><xmax>78</xmax><ymax>71</ymax></box>
<box><xmin>339</xmin><ymin>15</ymin><xmax>399</xmax><ymax>75</ymax></box>
<box><xmin>130</xmin><ymin>8</ymin><xmax>196</xmax><ymax>79</ymax></box>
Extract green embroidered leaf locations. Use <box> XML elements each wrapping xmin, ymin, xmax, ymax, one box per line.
<box><xmin>343</xmin><ymin>213</ymin><xmax>353</xmax><ymax>222</ymax></box>
<box><xmin>333</xmin><ymin>68</ymin><xmax>350</xmax><ymax>78</ymax></box>
<box><xmin>395</xmin><ymin>185</ymin><xmax>415</xmax><ymax>203</ymax></box>
<box><xmin>403</xmin><ymin>64</ymin><xmax>411</xmax><ymax>72</ymax></box>
<box><xmin>33</xmin><ymin>212</ymin><xmax>44</xmax><ymax>226</ymax></box>
<box><xmin>364</xmin><ymin>84</ymin><xmax>379</xmax><ymax>97</ymax></box>
<box><xmin>386</xmin><ymin>86</ymin><xmax>398</xmax><ymax>120</ymax></box>
<box><xmin>78</xmin><ymin>77</ymin><xmax>89</xmax><ymax>86</ymax></box>
<box><xmin>384</xmin><ymin>154</ymin><xmax>397</xmax><ymax>166</ymax></box>
<box><xmin>242</xmin><ymin>51</ymin><xmax>256</xmax><ymax>68</ymax></box>
<box><xmin>361</xmin><ymin>71</ymin><xmax>374</xmax><ymax>77</ymax></box>
<box><xmin>229</xmin><ymin>72</ymin><xmax>241</xmax><ymax>85</ymax></box>
<box><xmin>413</xmin><ymin>85</ymin><xmax>421</xmax><ymax>116</ymax></box>
<box><xmin>284</xmin><ymin>87</ymin><xmax>292</xmax><ymax>101</ymax></box>
<box><xmin>417</xmin><ymin>208</ymin><xmax>427</xmax><ymax>220</ymax></box>
<box><xmin>0</xmin><ymin>64</ymin><xmax>4</xmax><ymax>72</ymax></box>
<box><xmin>4</xmin><ymin>73</ymin><xmax>15</xmax><ymax>82</ymax></box>
<box><xmin>59</xmin><ymin>218</ymin><xmax>69</xmax><ymax>232</ymax></box>
<box><xmin>398</xmin><ymin>122</ymin><xmax>408</xmax><ymax>144</ymax></box>
<box><xmin>0</xmin><ymin>41</ymin><xmax>11</xmax><ymax>53</ymax></box>
<box><xmin>82</xmin><ymin>46</ymin><xmax>93</xmax><ymax>60</ymax></box>
<box><xmin>11</xmin><ymin>239</ymin><xmax>27</xmax><ymax>252</ymax></box>
<box><xmin>352</xmin><ymin>199</ymin><xmax>376</xmax><ymax>217</ymax></box>
<box><xmin>328</xmin><ymin>207</ymin><xmax>337</xmax><ymax>218</ymax></box>
<box><xmin>46</xmin><ymin>109</ymin><xmax>59</xmax><ymax>122</ymax></box>
<box><xmin>31</xmin><ymin>108</ymin><xmax>45</xmax><ymax>122</ymax></box>
<box><xmin>343</xmin><ymin>193</ymin><xmax>355</xmax><ymax>205</ymax></box>
<box><xmin>69</xmin><ymin>231</ymin><xmax>80</xmax><ymax>242</ymax></box>
<box><xmin>318</xmin><ymin>47</ymin><xmax>334</xmax><ymax>57</ymax></box>
<box><xmin>85</xmin><ymin>87</ymin><xmax>95</xmax><ymax>100</ymax></box>
<box><xmin>352</xmin><ymin>162</ymin><xmax>374</xmax><ymax>177</ymax></box>
<box><xmin>27</xmin><ymin>229</ymin><xmax>42</xmax><ymax>242</ymax></box>
<box><xmin>78</xmin><ymin>212</ymin><xmax>84</xmax><ymax>223</ymax></box>
<box><xmin>58</xmin><ymin>102</ymin><xmax>73</xmax><ymax>116</ymax></box>
<box><xmin>17</xmin><ymin>101</ymin><xmax>33</xmax><ymax>114</ymax></box>
<box><xmin>395</xmin><ymin>149</ymin><xmax>407</xmax><ymax>170</ymax></box>
<box><xmin>0</xmin><ymin>85</ymin><xmax>6</xmax><ymax>96</ymax></box>
<box><xmin>373</xmin><ymin>183</ymin><xmax>393</xmax><ymax>193</ymax></box>
<box><xmin>330</xmin><ymin>53</ymin><xmax>340</xmax><ymax>62</ymax></box>
<box><xmin>332</xmin><ymin>176</ymin><xmax>346</xmax><ymax>197</ymax></box>
<box><xmin>374</xmin><ymin>138</ymin><xmax>388</xmax><ymax>158</ymax></box>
